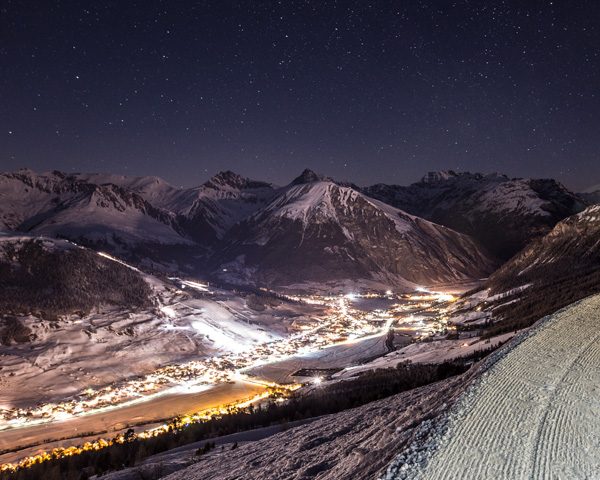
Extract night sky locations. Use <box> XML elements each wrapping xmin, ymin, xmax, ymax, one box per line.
<box><xmin>2</xmin><ymin>1</ymin><xmax>600</xmax><ymax>189</ymax></box>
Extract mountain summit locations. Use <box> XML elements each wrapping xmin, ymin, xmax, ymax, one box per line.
<box><xmin>204</xmin><ymin>171</ymin><xmax>272</xmax><ymax>191</ymax></box>
<box><xmin>214</xmin><ymin>178</ymin><xmax>495</xmax><ymax>289</ymax></box>
<box><xmin>290</xmin><ymin>169</ymin><xmax>331</xmax><ymax>185</ymax></box>
<box><xmin>0</xmin><ymin>168</ymin><xmax>584</xmax><ymax>290</ymax></box>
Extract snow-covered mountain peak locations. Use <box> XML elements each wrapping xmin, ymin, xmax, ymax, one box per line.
<box><xmin>216</xmin><ymin>178</ymin><xmax>495</xmax><ymax>288</ymax></box>
<box><xmin>204</xmin><ymin>171</ymin><xmax>272</xmax><ymax>191</ymax></box>
<box><xmin>71</xmin><ymin>172</ymin><xmax>194</xmax><ymax>211</ymax></box>
<box><xmin>261</xmin><ymin>181</ymin><xmax>420</xmax><ymax>235</ymax></box>
<box><xmin>260</xmin><ymin>181</ymin><xmax>362</xmax><ymax>223</ymax></box>
<box><xmin>176</xmin><ymin>172</ymin><xmax>277</xmax><ymax>244</ymax></box>
<box><xmin>364</xmin><ymin>171</ymin><xmax>585</xmax><ymax>259</ymax></box>
<box><xmin>290</xmin><ymin>168</ymin><xmax>331</xmax><ymax>186</ymax></box>
<box><xmin>418</xmin><ymin>170</ymin><xmax>509</xmax><ymax>186</ymax></box>
<box><xmin>0</xmin><ymin>170</ymin><xmax>189</xmax><ymax>247</ymax></box>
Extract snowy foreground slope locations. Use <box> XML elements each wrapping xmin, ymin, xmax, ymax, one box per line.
<box><xmin>384</xmin><ymin>294</ymin><xmax>600</xmax><ymax>480</ymax></box>
<box><xmin>138</xmin><ymin>376</ymin><xmax>468</xmax><ymax>480</ymax></box>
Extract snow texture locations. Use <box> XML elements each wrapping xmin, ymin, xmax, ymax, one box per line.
<box><xmin>383</xmin><ymin>294</ymin><xmax>600</xmax><ymax>480</ymax></box>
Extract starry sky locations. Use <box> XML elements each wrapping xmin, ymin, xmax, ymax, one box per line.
<box><xmin>2</xmin><ymin>1</ymin><xmax>600</xmax><ymax>189</ymax></box>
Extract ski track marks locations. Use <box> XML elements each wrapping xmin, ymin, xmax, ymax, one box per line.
<box><xmin>390</xmin><ymin>294</ymin><xmax>600</xmax><ymax>480</ymax></box>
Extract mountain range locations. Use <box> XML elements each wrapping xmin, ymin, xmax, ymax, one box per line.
<box><xmin>0</xmin><ymin>167</ymin><xmax>593</xmax><ymax>291</ymax></box>
<box><xmin>363</xmin><ymin>170</ymin><xmax>585</xmax><ymax>260</ymax></box>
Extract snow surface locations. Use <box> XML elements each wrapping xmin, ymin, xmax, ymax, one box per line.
<box><xmin>73</xmin><ymin>173</ymin><xmax>195</xmax><ymax>211</ymax></box>
<box><xmin>247</xmin><ymin>334</ymin><xmax>391</xmax><ymax>384</ymax></box>
<box><xmin>474</xmin><ymin>179</ymin><xmax>551</xmax><ymax>217</ymax></box>
<box><xmin>334</xmin><ymin>332</ymin><xmax>514</xmax><ymax>379</ymax></box>
<box><xmin>157</xmin><ymin>375</ymin><xmax>466</xmax><ymax>480</ymax></box>
<box><xmin>0</xmin><ymin>239</ymin><xmax>312</xmax><ymax>411</ymax></box>
<box><xmin>384</xmin><ymin>294</ymin><xmax>600</xmax><ymax>480</ymax></box>
<box><xmin>0</xmin><ymin>171</ymin><xmax>189</xmax><ymax>246</ymax></box>
<box><xmin>257</xmin><ymin>181</ymin><xmax>432</xmax><ymax>237</ymax></box>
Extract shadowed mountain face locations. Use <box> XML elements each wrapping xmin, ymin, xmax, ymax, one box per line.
<box><xmin>176</xmin><ymin>171</ymin><xmax>276</xmax><ymax>246</ymax></box>
<box><xmin>579</xmin><ymin>184</ymin><xmax>600</xmax><ymax>205</ymax></box>
<box><xmin>473</xmin><ymin>205</ymin><xmax>600</xmax><ymax>336</ymax></box>
<box><xmin>363</xmin><ymin>171</ymin><xmax>586</xmax><ymax>260</ymax></box>
<box><xmin>488</xmin><ymin>204</ymin><xmax>600</xmax><ymax>292</ymax></box>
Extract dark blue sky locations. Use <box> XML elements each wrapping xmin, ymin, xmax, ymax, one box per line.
<box><xmin>2</xmin><ymin>1</ymin><xmax>599</xmax><ymax>189</ymax></box>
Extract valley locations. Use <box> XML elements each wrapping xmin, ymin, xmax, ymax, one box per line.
<box><xmin>5</xmin><ymin>3</ymin><xmax>600</xmax><ymax>477</ymax></box>
<box><xmin>0</xmin><ymin>269</ymin><xmax>465</xmax><ymax>471</ymax></box>
<box><xmin>0</xmin><ymin>167</ymin><xmax>598</xmax><ymax>479</ymax></box>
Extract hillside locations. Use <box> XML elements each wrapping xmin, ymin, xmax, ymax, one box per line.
<box><xmin>579</xmin><ymin>183</ymin><xmax>600</xmax><ymax>205</ymax></box>
<box><xmin>0</xmin><ymin>234</ymin><xmax>153</xmax><ymax>317</ymax></box>
<box><xmin>488</xmin><ymin>204</ymin><xmax>600</xmax><ymax>289</ymax></box>
<box><xmin>2</xmin><ymin>167</ymin><xmax>581</xmax><ymax>291</ymax></box>
<box><xmin>0</xmin><ymin>170</ymin><xmax>188</xmax><ymax>248</ymax></box>
<box><xmin>458</xmin><ymin>205</ymin><xmax>600</xmax><ymax>336</ymax></box>
<box><xmin>177</xmin><ymin>171</ymin><xmax>277</xmax><ymax>245</ymax></box>
<box><xmin>73</xmin><ymin>173</ymin><xmax>196</xmax><ymax>212</ymax></box>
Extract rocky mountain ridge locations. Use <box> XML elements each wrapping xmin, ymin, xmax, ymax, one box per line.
<box><xmin>0</xmin><ymin>167</ymin><xmax>587</xmax><ymax>290</ymax></box>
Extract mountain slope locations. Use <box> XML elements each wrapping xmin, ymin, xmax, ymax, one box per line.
<box><xmin>579</xmin><ymin>183</ymin><xmax>600</xmax><ymax>205</ymax></box>
<box><xmin>0</xmin><ymin>233</ymin><xmax>153</xmax><ymax>316</ymax></box>
<box><xmin>488</xmin><ymin>204</ymin><xmax>600</xmax><ymax>291</ymax></box>
<box><xmin>364</xmin><ymin>171</ymin><xmax>586</xmax><ymax>260</ymax></box>
<box><xmin>4</xmin><ymin>167</ymin><xmax>584</xmax><ymax>291</ymax></box>
<box><xmin>214</xmin><ymin>172</ymin><xmax>495</xmax><ymax>289</ymax></box>
<box><xmin>470</xmin><ymin>205</ymin><xmax>600</xmax><ymax>336</ymax></box>
<box><xmin>177</xmin><ymin>171</ymin><xmax>277</xmax><ymax>245</ymax></box>
<box><xmin>0</xmin><ymin>170</ymin><xmax>188</xmax><ymax>247</ymax></box>
<box><xmin>76</xmin><ymin>170</ymin><xmax>277</xmax><ymax>246</ymax></box>
<box><xmin>74</xmin><ymin>172</ymin><xmax>196</xmax><ymax>211</ymax></box>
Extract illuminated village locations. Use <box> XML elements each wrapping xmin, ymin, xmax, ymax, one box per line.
<box><xmin>0</xmin><ymin>287</ymin><xmax>457</xmax><ymax>473</ymax></box>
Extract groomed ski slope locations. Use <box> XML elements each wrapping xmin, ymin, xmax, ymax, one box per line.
<box><xmin>386</xmin><ymin>294</ymin><xmax>600</xmax><ymax>480</ymax></box>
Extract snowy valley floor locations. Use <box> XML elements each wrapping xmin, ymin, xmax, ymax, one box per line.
<box><xmin>385</xmin><ymin>293</ymin><xmax>600</xmax><ymax>480</ymax></box>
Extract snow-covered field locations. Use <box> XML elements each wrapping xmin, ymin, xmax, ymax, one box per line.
<box><xmin>247</xmin><ymin>334</ymin><xmax>392</xmax><ymax>384</ymax></box>
<box><xmin>384</xmin><ymin>294</ymin><xmax>600</xmax><ymax>480</ymax></box>
<box><xmin>333</xmin><ymin>332</ymin><xmax>514</xmax><ymax>379</ymax></box>
<box><xmin>0</xmin><ymin>287</ymin><xmax>290</xmax><ymax>410</ymax></box>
